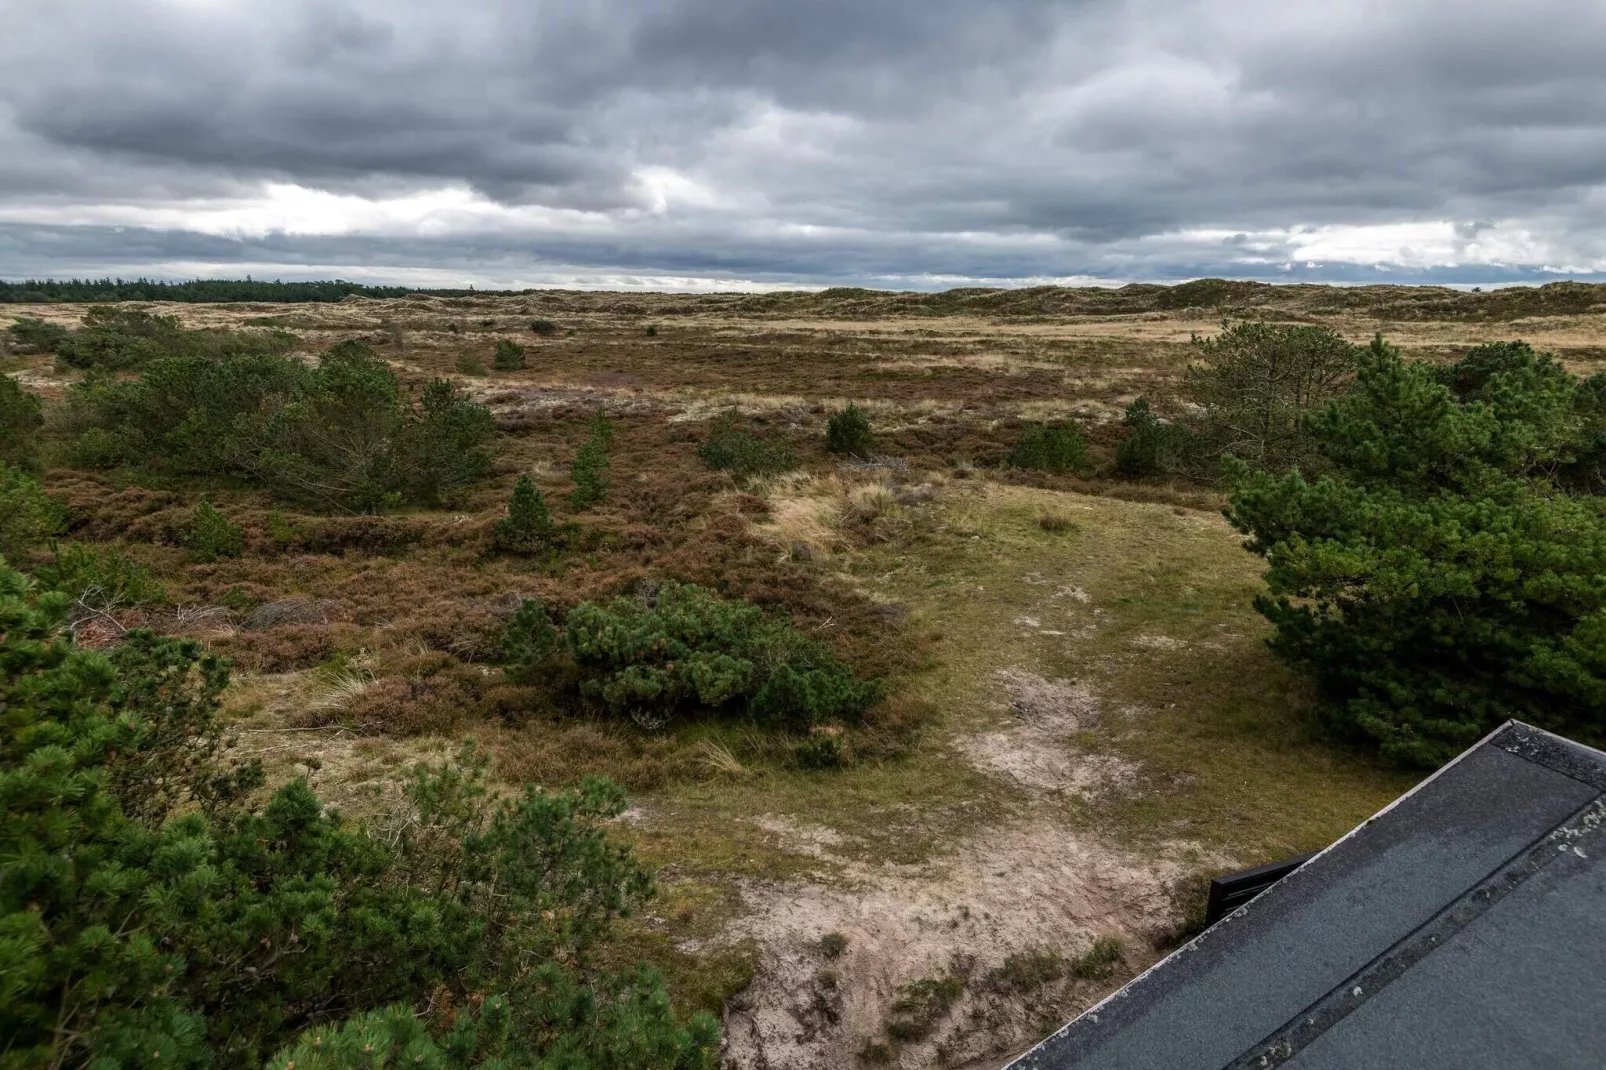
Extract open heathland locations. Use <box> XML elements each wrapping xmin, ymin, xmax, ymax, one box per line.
<box><xmin>6</xmin><ymin>280</ymin><xmax>1606</xmax><ymax>1069</ymax></box>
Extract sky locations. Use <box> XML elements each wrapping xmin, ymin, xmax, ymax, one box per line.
<box><xmin>1</xmin><ymin>0</ymin><xmax>1604</xmax><ymax>291</ymax></box>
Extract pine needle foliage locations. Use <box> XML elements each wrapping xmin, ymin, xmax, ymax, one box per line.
<box><xmin>492</xmin><ymin>339</ymin><xmax>526</xmax><ymax>370</ymax></box>
<box><xmin>0</xmin><ymin>375</ymin><xmax>45</xmax><ymax>471</ymax></box>
<box><xmin>1230</xmin><ymin>335</ymin><xmax>1606</xmax><ymax>766</ymax></box>
<box><xmin>0</xmin><ymin>461</ymin><xmax>66</xmax><ymax>559</ymax></box>
<box><xmin>1007</xmin><ymin>422</ymin><xmax>1089</xmax><ymax>474</ymax></box>
<box><xmin>494</xmin><ymin>474</ymin><xmax>555</xmax><ymax>554</ymax></box>
<box><xmin>825</xmin><ymin>403</ymin><xmax>873</xmax><ymax>457</ymax></box>
<box><xmin>698</xmin><ymin>410</ymin><xmax>795</xmax><ymax>479</ymax></box>
<box><xmin>0</xmin><ymin>559</ymin><xmax>718</xmax><ymax>1070</ymax></box>
<box><xmin>568</xmin><ymin>411</ymin><xmax>613</xmax><ymax>510</ymax></box>
<box><xmin>187</xmin><ymin>500</ymin><xmax>244</xmax><ymax>563</ymax></box>
<box><xmin>504</xmin><ymin>581</ymin><xmax>877</xmax><ymax>729</ymax></box>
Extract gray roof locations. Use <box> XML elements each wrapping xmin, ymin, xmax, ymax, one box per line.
<box><xmin>1008</xmin><ymin>721</ymin><xmax>1606</xmax><ymax>1070</ymax></box>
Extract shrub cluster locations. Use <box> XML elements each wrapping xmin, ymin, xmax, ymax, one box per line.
<box><xmin>493</xmin><ymin>338</ymin><xmax>527</xmax><ymax>369</ymax></box>
<box><xmin>1114</xmin><ymin>397</ymin><xmax>1193</xmax><ymax>478</ymax></box>
<box><xmin>0</xmin><ymin>558</ymin><xmax>719</xmax><ymax>1070</ymax></box>
<box><xmin>1007</xmin><ymin>421</ymin><xmax>1089</xmax><ymax>474</ymax></box>
<box><xmin>503</xmin><ymin>581</ymin><xmax>878</xmax><ymax>729</ymax></box>
<box><xmin>1183</xmin><ymin>321</ymin><xmax>1358</xmax><ymax>475</ymax></box>
<box><xmin>0</xmin><ymin>462</ymin><xmax>66</xmax><ymax>559</ymax></box>
<box><xmin>698</xmin><ymin>409</ymin><xmax>796</xmax><ymax>479</ymax></box>
<box><xmin>24</xmin><ymin>306</ymin><xmax>300</xmax><ymax>371</ymax></box>
<box><xmin>188</xmin><ymin>500</ymin><xmax>245</xmax><ymax>563</ymax></box>
<box><xmin>61</xmin><ymin>340</ymin><xmax>495</xmax><ymax>511</ymax></box>
<box><xmin>5</xmin><ymin>315</ymin><xmax>69</xmax><ymax>353</ymax></box>
<box><xmin>0</xmin><ymin>375</ymin><xmax>45</xmax><ymax>470</ymax></box>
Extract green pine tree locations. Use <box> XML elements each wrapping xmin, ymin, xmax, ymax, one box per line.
<box><xmin>569</xmin><ymin>410</ymin><xmax>613</xmax><ymax>510</ymax></box>
<box><xmin>1229</xmin><ymin>335</ymin><xmax>1606</xmax><ymax>766</ymax></box>
<box><xmin>494</xmin><ymin>474</ymin><xmax>554</xmax><ymax>553</ymax></box>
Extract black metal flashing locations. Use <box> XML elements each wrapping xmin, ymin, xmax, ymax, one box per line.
<box><xmin>1007</xmin><ymin>721</ymin><xmax>1606</xmax><ymax>1070</ymax></box>
<box><xmin>1203</xmin><ymin>852</ymin><xmax>1316</xmax><ymax>928</ymax></box>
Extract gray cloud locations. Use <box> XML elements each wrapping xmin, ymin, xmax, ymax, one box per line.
<box><xmin>1</xmin><ymin>0</ymin><xmax>1604</xmax><ymax>286</ymax></box>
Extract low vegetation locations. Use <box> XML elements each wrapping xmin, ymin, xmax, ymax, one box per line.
<box><xmin>6</xmin><ymin>283</ymin><xmax>1606</xmax><ymax>1068</ymax></box>
<box><xmin>0</xmin><ymin>559</ymin><xmax>717</xmax><ymax>1070</ymax></box>
<box><xmin>59</xmin><ymin>340</ymin><xmax>494</xmax><ymax>511</ymax></box>
<box><xmin>699</xmin><ymin>409</ymin><xmax>796</xmax><ymax>478</ymax></box>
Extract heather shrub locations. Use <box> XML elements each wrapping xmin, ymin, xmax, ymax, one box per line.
<box><xmin>0</xmin><ymin>560</ymin><xmax>719</xmax><ymax>1070</ymax></box>
<box><xmin>1007</xmin><ymin>421</ymin><xmax>1089</xmax><ymax>474</ymax></box>
<box><xmin>454</xmin><ymin>351</ymin><xmax>489</xmax><ymax>376</ymax></box>
<box><xmin>531</xmin><ymin>319</ymin><xmax>557</xmax><ymax>336</ymax></box>
<box><xmin>825</xmin><ymin>403</ymin><xmax>873</xmax><ymax>457</ymax></box>
<box><xmin>187</xmin><ymin>500</ymin><xmax>244</xmax><ymax>563</ymax></box>
<box><xmin>0</xmin><ymin>375</ymin><xmax>45</xmax><ymax>470</ymax></box>
<box><xmin>493</xmin><ymin>338</ymin><xmax>527</xmax><ymax>369</ymax></box>
<box><xmin>698</xmin><ymin>410</ymin><xmax>795</xmax><ymax>479</ymax></box>
<box><xmin>494</xmin><ymin>474</ymin><xmax>555</xmax><ymax>554</ymax></box>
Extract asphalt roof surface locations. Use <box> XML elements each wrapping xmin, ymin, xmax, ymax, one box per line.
<box><xmin>1007</xmin><ymin>721</ymin><xmax>1606</xmax><ymax>1070</ymax></box>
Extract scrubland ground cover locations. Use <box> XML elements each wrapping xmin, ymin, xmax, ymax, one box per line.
<box><xmin>6</xmin><ymin>281</ymin><xmax>1606</xmax><ymax>1069</ymax></box>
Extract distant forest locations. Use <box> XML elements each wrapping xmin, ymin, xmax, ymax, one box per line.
<box><xmin>0</xmin><ymin>277</ymin><xmax>503</xmax><ymax>303</ymax></box>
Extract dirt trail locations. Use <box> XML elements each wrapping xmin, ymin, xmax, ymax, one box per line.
<box><xmin>715</xmin><ymin>670</ymin><xmax>1195</xmax><ymax>1070</ymax></box>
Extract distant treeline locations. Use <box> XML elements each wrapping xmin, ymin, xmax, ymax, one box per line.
<box><xmin>0</xmin><ymin>277</ymin><xmax>502</xmax><ymax>303</ymax></box>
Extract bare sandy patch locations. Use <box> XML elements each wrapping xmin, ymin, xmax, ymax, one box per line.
<box><xmin>721</xmin><ymin>817</ymin><xmax>1186</xmax><ymax>1070</ymax></box>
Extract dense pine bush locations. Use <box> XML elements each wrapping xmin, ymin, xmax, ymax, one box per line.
<box><xmin>59</xmin><ymin>341</ymin><xmax>494</xmax><ymax>512</ymax></box>
<box><xmin>1185</xmin><ymin>322</ymin><xmax>1358</xmax><ymax>474</ymax></box>
<box><xmin>1231</xmin><ymin>335</ymin><xmax>1606</xmax><ymax>765</ymax></box>
<box><xmin>1007</xmin><ymin>421</ymin><xmax>1088</xmax><ymax>474</ymax></box>
<box><xmin>0</xmin><ymin>375</ymin><xmax>45</xmax><ymax>470</ymax></box>
<box><xmin>698</xmin><ymin>410</ymin><xmax>796</xmax><ymax>479</ymax></box>
<box><xmin>825</xmin><ymin>403</ymin><xmax>874</xmax><ymax>457</ymax></box>
<box><xmin>493</xmin><ymin>473</ymin><xmax>555</xmax><ymax>553</ymax></box>
<box><xmin>0</xmin><ymin>559</ymin><xmax>718</xmax><ymax>1070</ymax></box>
<box><xmin>568</xmin><ymin>411</ymin><xmax>613</xmax><ymax>510</ymax></box>
<box><xmin>0</xmin><ymin>462</ymin><xmax>66</xmax><ymax>559</ymax></box>
<box><xmin>5</xmin><ymin>315</ymin><xmax>69</xmax><ymax>353</ymax></box>
<box><xmin>492</xmin><ymin>338</ymin><xmax>527</xmax><ymax>369</ymax></box>
<box><xmin>503</xmin><ymin>582</ymin><xmax>877</xmax><ymax>729</ymax></box>
<box><xmin>1114</xmin><ymin>397</ymin><xmax>1192</xmax><ymax>478</ymax></box>
<box><xmin>187</xmin><ymin>500</ymin><xmax>244</xmax><ymax>563</ymax></box>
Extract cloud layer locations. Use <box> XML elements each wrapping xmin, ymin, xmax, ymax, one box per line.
<box><xmin>2</xmin><ymin>0</ymin><xmax>1604</xmax><ymax>289</ymax></box>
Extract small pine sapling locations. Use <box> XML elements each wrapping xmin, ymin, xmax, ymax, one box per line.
<box><xmin>188</xmin><ymin>500</ymin><xmax>245</xmax><ymax>563</ymax></box>
<box><xmin>825</xmin><ymin>403</ymin><xmax>873</xmax><ymax>457</ymax></box>
<box><xmin>494</xmin><ymin>474</ymin><xmax>554</xmax><ymax>553</ymax></box>
<box><xmin>493</xmin><ymin>339</ymin><xmax>526</xmax><ymax>370</ymax></box>
<box><xmin>568</xmin><ymin>411</ymin><xmax>614</xmax><ymax>510</ymax></box>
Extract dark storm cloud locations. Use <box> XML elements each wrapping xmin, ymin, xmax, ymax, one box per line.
<box><xmin>1</xmin><ymin>0</ymin><xmax>1603</xmax><ymax>284</ymax></box>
